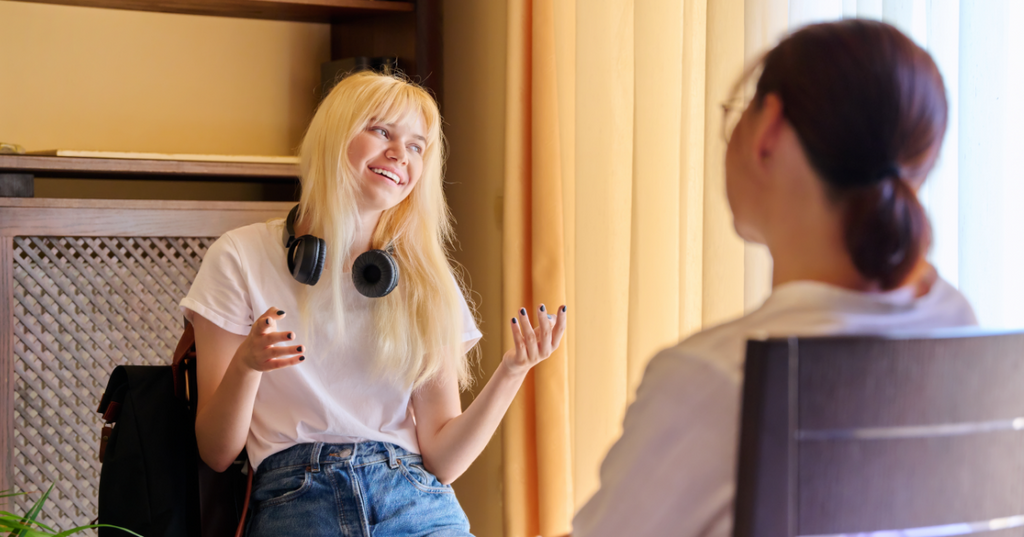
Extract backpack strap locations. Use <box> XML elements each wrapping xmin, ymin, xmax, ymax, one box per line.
<box><xmin>171</xmin><ymin>319</ymin><xmax>197</xmax><ymax>406</ymax></box>
<box><xmin>96</xmin><ymin>366</ymin><xmax>130</xmax><ymax>463</ymax></box>
<box><xmin>234</xmin><ymin>465</ymin><xmax>253</xmax><ymax>537</ymax></box>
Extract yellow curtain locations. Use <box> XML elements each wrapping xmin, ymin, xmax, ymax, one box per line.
<box><xmin>502</xmin><ymin>1</ymin><xmax>755</xmax><ymax>535</ymax></box>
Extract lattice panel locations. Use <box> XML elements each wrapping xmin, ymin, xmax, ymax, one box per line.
<box><xmin>11</xmin><ymin>236</ymin><xmax>214</xmax><ymax>533</ymax></box>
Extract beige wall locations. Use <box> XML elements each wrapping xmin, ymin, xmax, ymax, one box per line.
<box><xmin>0</xmin><ymin>1</ymin><xmax>329</xmax><ymax>156</ymax></box>
<box><xmin>0</xmin><ymin>1</ymin><xmax>328</xmax><ymax>201</ymax></box>
<box><xmin>443</xmin><ymin>1</ymin><xmax>507</xmax><ymax>536</ymax></box>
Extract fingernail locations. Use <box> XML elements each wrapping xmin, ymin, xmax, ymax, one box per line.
<box><xmin>512</xmin><ymin>318</ymin><xmax>518</xmax><ymax>324</ymax></box>
<box><xmin>548</xmin><ymin>315</ymin><xmax>553</xmax><ymax>319</ymax></box>
<box><xmin>520</xmin><ymin>308</ymin><xmax>526</xmax><ymax>315</ymax></box>
<box><xmin>562</xmin><ymin>306</ymin><xmax>567</xmax><ymax>313</ymax></box>
<box><xmin>288</xmin><ymin>333</ymin><xmax>295</xmax><ymax>340</ymax></box>
<box><xmin>540</xmin><ymin>304</ymin><xmax>546</xmax><ymax>312</ymax></box>
<box><xmin>277</xmin><ymin>310</ymin><xmax>285</xmax><ymax>315</ymax></box>
<box><xmin>297</xmin><ymin>346</ymin><xmax>304</xmax><ymax>353</ymax></box>
<box><xmin>299</xmin><ymin>356</ymin><xmax>305</xmax><ymax>361</ymax></box>
<box><xmin>266</xmin><ymin>318</ymin><xmax>271</xmax><ymax>325</ymax></box>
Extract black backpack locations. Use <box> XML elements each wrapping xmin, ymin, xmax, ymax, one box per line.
<box><xmin>96</xmin><ymin>321</ymin><xmax>251</xmax><ymax>537</ymax></box>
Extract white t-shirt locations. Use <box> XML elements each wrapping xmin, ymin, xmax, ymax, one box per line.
<box><xmin>180</xmin><ymin>221</ymin><xmax>482</xmax><ymax>470</ymax></box>
<box><xmin>572</xmin><ymin>278</ymin><xmax>978</xmax><ymax>537</ymax></box>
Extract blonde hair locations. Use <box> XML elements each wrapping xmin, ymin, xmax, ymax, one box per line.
<box><xmin>294</xmin><ymin>71</ymin><xmax>477</xmax><ymax>390</ymax></box>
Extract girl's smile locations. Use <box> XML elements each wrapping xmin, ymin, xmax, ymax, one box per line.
<box><xmin>369</xmin><ymin>165</ymin><xmax>405</xmax><ymax>185</ymax></box>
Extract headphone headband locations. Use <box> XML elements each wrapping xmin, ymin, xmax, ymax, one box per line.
<box><xmin>282</xmin><ymin>204</ymin><xmax>300</xmax><ymax>248</ymax></box>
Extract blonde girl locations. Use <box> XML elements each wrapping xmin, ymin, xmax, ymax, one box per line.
<box><xmin>181</xmin><ymin>71</ymin><xmax>566</xmax><ymax>536</ymax></box>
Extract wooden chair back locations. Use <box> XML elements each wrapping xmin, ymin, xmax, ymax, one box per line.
<box><xmin>735</xmin><ymin>331</ymin><xmax>1024</xmax><ymax>537</ymax></box>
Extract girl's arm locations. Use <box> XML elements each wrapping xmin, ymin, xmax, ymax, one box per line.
<box><xmin>412</xmin><ymin>304</ymin><xmax>567</xmax><ymax>484</ymax></box>
<box><xmin>193</xmin><ymin>307</ymin><xmax>304</xmax><ymax>472</ymax></box>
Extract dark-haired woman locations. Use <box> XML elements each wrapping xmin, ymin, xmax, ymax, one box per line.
<box><xmin>569</xmin><ymin>19</ymin><xmax>976</xmax><ymax>537</ymax></box>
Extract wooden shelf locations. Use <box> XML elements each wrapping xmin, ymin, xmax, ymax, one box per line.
<box><xmin>10</xmin><ymin>0</ymin><xmax>414</xmax><ymax>23</ymax></box>
<box><xmin>0</xmin><ymin>154</ymin><xmax>300</xmax><ymax>182</ymax></box>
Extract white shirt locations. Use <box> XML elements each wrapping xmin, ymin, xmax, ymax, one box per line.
<box><xmin>180</xmin><ymin>221</ymin><xmax>482</xmax><ymax>470</ymax></box>
<box><xmin>572</xmin><ymin>278</ymin><xmax>977</xmax><ymax>537</ymax></box>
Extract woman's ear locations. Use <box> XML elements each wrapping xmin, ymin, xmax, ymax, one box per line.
<box><xmin>750</xmin><ymin>93</ymin><xmax>787</xmax><ymax>173</ymax></box>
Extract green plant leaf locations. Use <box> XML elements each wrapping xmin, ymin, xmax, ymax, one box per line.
<box><xmin>0</xmin><ymin>490</ymin><xmax>26</xmax><ymax>497</ymax></box>
<box><xmin>13</xmin><ymin>530</ymin><xmax>48</xmax><ymax>537</ymax></box>
<box><xmin>0</xmin><ymin>514</ymin><xmax>56</xmax><ymax>532</ymax></box>
<box><xmin>54</xmin><ymin>524</ymin><xmax>145</xmax><ymax>537</ymax></box>
<box><xmin>1</xmin><ymin>483</ymin><xmax>140</xmax><ymax>537</ymax></box>
<box><xmin>1</xmin><ymin>518</ymin><xmax>44</xmax><ymax>532</ymax></box>
<box><xmin>12</xmin><ymin>483</ymin><xmax>53</xmax><ymax>537</ymax></box>
<box><xmin>0</xmin><ymin>490</ymin><xmax>27</xmax><ymax>502</ymax></box>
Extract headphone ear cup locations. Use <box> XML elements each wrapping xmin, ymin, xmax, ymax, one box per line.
<box><xmin>288</xmin><ymin>235</ymin><xmax>327</xmax><ymax>286</ymax></box>
<box><xmin>308</xmin><ymin>237</ymin><xmax>327</xmax><ymax>285</ymax></box>
<box><xmin>352</xmin><ymin>249</ymin><xmax>399</xmax><ymax>298</ymax></box>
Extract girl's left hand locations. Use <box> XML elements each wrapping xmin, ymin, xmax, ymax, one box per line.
<box><xmin>503</xmin><ymin>304</ymin><xmax>568</xmax><ymax>376</ymax></box>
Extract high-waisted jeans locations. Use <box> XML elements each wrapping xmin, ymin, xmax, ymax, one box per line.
<box><xmin>245</xmin><ymin>441</ymin><xmax>473</xmax><ymax>537</ymax></box>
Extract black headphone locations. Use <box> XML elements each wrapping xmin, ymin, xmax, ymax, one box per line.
<box><xmin>282</xmin><ymin>204</ymin><xmax>400</xmax><ymax>298</ymax></box>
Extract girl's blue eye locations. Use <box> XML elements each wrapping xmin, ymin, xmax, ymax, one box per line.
<box><xmin>409</xmin><ymin>145</ymin><xmax>423</xmax><ymax>154</ymax></box>
<box><xmin>372</xmin><ymin>127</ymin><xmax>387</xmax><ymax>137</ymax></box>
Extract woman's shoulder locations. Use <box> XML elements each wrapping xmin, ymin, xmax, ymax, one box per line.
<box><xmin>218</xmin><ymin>220</ymin><xmax>280</xmax><ymax>246</ymax></box>
<box><xmin>917</xmin><ymin>275</ymin><xmax>979</xmax><ymax>327</ymax></box>
<box><xmin>644</xmin><ymin>317</ymin><xmax>763</xmax><ymax>387</ymax></box>
<box><xmin>208</xmin><ymin>221</ymin><xmax>282</xmax><ymax>259</ymax></box>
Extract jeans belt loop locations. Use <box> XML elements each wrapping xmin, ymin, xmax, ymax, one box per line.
<box><xmin>308</xmin><ymin>442</ymin><xmax>323</xmax><ymax>473</ymax></box>
<box><xmin>385</xmin><ymin>443</ymin><xmax>400</xmax><ymax>469</ymax></box>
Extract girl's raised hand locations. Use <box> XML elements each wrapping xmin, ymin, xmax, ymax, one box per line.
<box><xmin>234</xmin><ymin>307</ymin><xmax>306</xmax><ymax>372</ymax></box>
<box><xmin>503</xmin><ymin>304</ymin><xmax>568</xmax><ymax>376</ymax></box>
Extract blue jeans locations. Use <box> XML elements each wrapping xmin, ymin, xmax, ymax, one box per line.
<box><xmin>245</xmin><ymin>442</ymin><xmax>473</xmax><ymax>537</ymax></box>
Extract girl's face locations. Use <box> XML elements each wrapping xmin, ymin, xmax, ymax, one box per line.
<box><xmin>347</xmin><ymin>111</ymin><xmax>427</xmax><ymax>214</ymax></box>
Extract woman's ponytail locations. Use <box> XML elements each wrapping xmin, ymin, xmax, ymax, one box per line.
<box><xmin>842</xmin><ymin>172</ymin><xmax>931</xmax><ymax>290</ymax></box>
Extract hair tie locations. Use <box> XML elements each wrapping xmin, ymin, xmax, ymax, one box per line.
<box><xmin>878</xmin><ymin>164</ymin><xmax>901</xmax><ymax>181</ymax></box>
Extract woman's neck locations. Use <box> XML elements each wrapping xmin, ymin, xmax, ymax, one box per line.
<box><xmin>767</xmin><ymin>224</ymin><xmax>935</xmax><ymax>295</ymax></box>
<box><xmin>770</xmin><ymin>244</ymin><xmax>875</xmax><ymax>292</ymax></box>
<box><xmin>292</xmin><ymin>209</ymin><xmax>383</xmax><ymax>270</ymax></box>
<box><xmin>766</xmin><ymin>209</ymin><xmax>875</xmax><ymax>292</ymax></box>
<box><xmin>351</xmin><ymin>210</ymin><xmax>383</xmax><ymax>261</ymax></box>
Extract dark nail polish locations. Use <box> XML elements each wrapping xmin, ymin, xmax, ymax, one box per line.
<box><xmin>512</xmin><ymin>318</ymin><xmax>517</xmax><ymax>324</ymax></box>
<box><xmin>297</xmin><ymin>346</ymin><xmax>304</xmax><ymax>353</ymax></box>
<box><xmin>562</xmin><ymin>306</ymin><xmax>567</xmax><ymax>313</ymax></box>
<box><xmin>299</xmin><ymin>356</ymin><xmax>305</xmax><ymax>361</ymax></box>
<box><xmin>288</xmin><ymin>333</ymin><xmax>295</xmax><ymax>340</ymax></box>
<box><xmin>540</xmin><ymin>304</ymin><xmax>546</xmax><ymax>312</ymax></box>
<box><xmin>266</xmin><ymin>318</ymin><xmax>271</xmax><ymax>325</ymax></box>
<box><xmin>520</xmin><ymin>308</ymin><xmax>526</xmax><ymax>315</ymax></box>
<box><xmin>277</xmin><ymin>310</ymin><xmax>285</xmax><ymax>315</ymax></box>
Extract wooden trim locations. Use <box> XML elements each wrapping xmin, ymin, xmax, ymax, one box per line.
<box><xmin>0</xmin><ymin>236</ymin><xmax>12</xmax><ymax>494</ymax></box>
<box><xmin>0</xmin><ymin>198</ymin><xmax>292</xmax><ymax>210</ymax></box>
<box><xmin>415</xmin><ymin>0</ymin><xmax>443</xmax><ymax>108</ymax></box>
<box><xmin>0</xmin><ymin>199</ymin><xmax>294</xmax><ymax>237</ymax></box>
<box><xmin>8</xmin><ymin>0</ymin><xmax>413</xmax><ymax>22</ymax></box>
<box><xmin>0</xmin><ymin>155</ymin><xmax>299</xmax><ymax>181</ymax></box>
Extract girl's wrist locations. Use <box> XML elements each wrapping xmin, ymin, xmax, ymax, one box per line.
<box><xmin>497</xmin><ymin>358</ymin><xmax>530</xmax><ymax>382</ymax></box>
<box><xmin>230</xmin><ymin>351</ymin><xmax>263</xmax><ymax>379</ymax></box>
